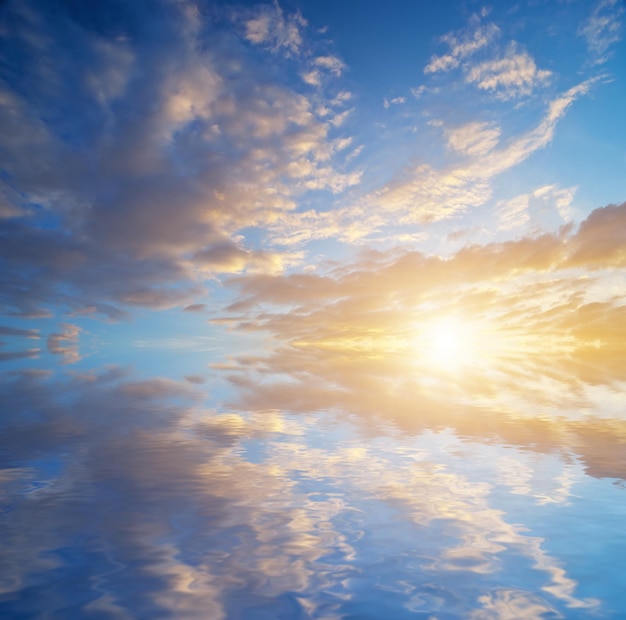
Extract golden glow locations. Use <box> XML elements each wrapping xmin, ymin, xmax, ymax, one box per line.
<box><xmin>418</xmin><ymin>316</ymin><xmax>482</xmax><ymax>370</ymax></box>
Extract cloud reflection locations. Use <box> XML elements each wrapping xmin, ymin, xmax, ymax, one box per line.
<box><xmin>1</xmin><ymin>363</ymin><xmax>620</xmax><ymax>617</ymax></box>
<box><xmin>0</xmin><ymin>369</ymin><xmax>355</xmax><ymax>618</ymax></box>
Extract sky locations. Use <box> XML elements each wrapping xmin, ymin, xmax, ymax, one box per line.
<box><xmin>0</xmin><ymin>0</ymin><xmax>625</xmax><ymax>412</ymax></box>
<box><xmin>2</xmin><ymin>1</ymin><xmax>626</xmax><ymax>617</ymax></box>
<box><xmin>0</xmin><ymin>0</ymin><xmax>624</xmax><ymax>333</ymax></box>
<box><xmin>0</xmin><ymin>0</ymin><xmax>623</xmax><ymax>456</ymax></box>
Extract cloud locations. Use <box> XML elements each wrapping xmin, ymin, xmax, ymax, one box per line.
<box><xmin>221</xmin><ymin>201</ymin><xmax>626</xmax><ymax>416</ymax></box>
<box><xmin>313</xmin><ymin>55</ymin><xmax>344</xmax><ymax>75</ymax></box>
<box><xmin>359</xmin><ymin>80</ymin><xmax>595</xmax><ymax>226</ymax></box>
<box><xmin>46</xmin><ymin>322</ymin><xmax>82</xmax><ymax>364</ymax></box>
<box><xmin>242</xmin><ymin>3</ymin><xmax>306</xmax><ymax>55</ymax></box>
<box><xmin>464</xmin><ymin>43</ymin><xmax>551</xmax><ymax>100</ymax></box>
<box><xmin>0</xmin><ymin>325</ymin><xmax>41</xmax><ymax>362</ymax></box>
<box><xmin>425</xmin><ymin>17</ymin><xmax>550</xmax><ymax>100</ymax></box>
<box><xmin>579</xmin><ymin>0</ymin><xmax>624</xmax><ymax>63</ymax></box>
<box><xmin>425</xmin><ymin>21</ymin><xmax>501</xmax><ymax>74</ymax></box>
<box><xmin>496</xmin><ymin>184</ymin><xmax>578</xmax><ymax>230</ymax></box>
<box><xmin>192</xmin><ymin>240</ymin><xmax>302</xmax><ymax>275</ymax></box>
<box><xmin>446</xmin><ymin>122</ymin><xmax>501</xmax><ymax>157</ymax></box>
<box><xmin>534</xmin><ymin>184</ymin><xmax>578</xmax><ymax>221</ymax></box>
<box><xmin>566</xmin><ymin>201</ymin><xmax>626</xmax><ymax>268</ymax></box>
<box><xmin>0</xmin><ymin>348</ymin><xmax>41</xmax><ymax>362</ymax></box>
<box><xmin>383</xmin><ymin>96</ymin><xmax>406</xmax><ymax>109</ymax></box>
<box><xmin>184</xmin><ymin>374</ymin><xmax>205</xmax><ymax>384</ymax></box>
<box><xmin>496</xmin><ymin>193</ymin><xmax>531</xmax><ymax>230</ymax></box>
<box><xmin>263</xmin><ymin>77</ymin><xmax>596</xmax><ymax>247</ymax></box>
<box><xmin>0</xmin><ymin>0</ymin><xmax>355</xmax><ymax>319</ymax></box>
<box><xmin>0</xmin><ymin>326</ymin><xmax>40</xmax><ymax>339</ymax></box>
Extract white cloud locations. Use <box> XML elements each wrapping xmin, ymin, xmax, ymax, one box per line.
<box><xmin>425</xmin><ymin>21</ymin><xmax>500</xmax><ymax>74</ymax></box>
<box><xmin>464</xmin><ymin>43</ymin><xmax>551</xmax><ymax>100</ymax></box>
<box><xmin>534</xmin><ymin>184</ymin><xmax>578</xmax><ymax>221</ymax></box>
<box><xmin>302</xmin><ymin>56</ymin><xmax>345</xmax><ymax>86</ymax></box>
<box><xmin>446</xmin><ymin>122</ymin><xmax>501</xmax><ymax>157</ymax></box>
<box><xmin>264</xmin><ymin>80</ymin><xmax>594</xmax><ymax>246</ymax></box>
<box><xmin>383</xmin><ymin>96</ymin><xmax>406</xmax><ymax>109</ymax></box>
<box><xmin>424</xmin><ymin>17</ymin><xmax>550</xmax><ymax>100</ymax></box>
<box><xmin>410</xmin><ymin>85</ymin><xmax>429</xmax><ymax>99</ymax></box>
<box><xmin>330</xmin><ymin>108</ymin><xmax>353</xmax><ymax>128</ymax></box>
<box><xmin>301</xmin><ymin>70</ymin><xmax>321</xmax><ymax>86</ymax></box>
<box><xmin>579</xmin><ymin>0</ymin><xmax>624</xmax><ymax>63</ymax></box>
<box><xmin>333</xmin><ymin>137</ymin><xmax>353</xmax><ymax>151</ymax></box>
<box><xmin>313</xmin><ymin>55</ymin><xmax>344</xmax><ymax>76</ymax></box>
<box><xmin>331</xmin><ymin>91</ymin><xmax>353</xmax><ymax>106</ymax></box>
<box><xmin>282</xmin><ymin>79</ymin><xmax>597</xmax><ymax>240</ymax></box>
<box><xmin>496</xmin><ymin>194</ymin><xmax>531</xmax><ymax>230</ymax></box>
<box><xmin>496</xmin><ymin>184</ymin><xmax>578</xmax><ymax>231</ymax></box>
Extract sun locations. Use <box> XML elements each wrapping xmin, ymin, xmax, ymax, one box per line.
<box><xmin>416</xmin><ymin>316</ymin><xmax>483</xmax><ymax>371</ymax></box>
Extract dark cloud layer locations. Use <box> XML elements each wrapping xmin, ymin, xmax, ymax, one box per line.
<box><xmin>0</xmin><ymin>0</ymin><xmax>353</xmax><ymax>319</ymax></box>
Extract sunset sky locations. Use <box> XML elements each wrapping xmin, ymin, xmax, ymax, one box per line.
<box><xmin>1</xmin><ymin>0</ymin><xmax>624</xmax><ymax>367</ymax></box>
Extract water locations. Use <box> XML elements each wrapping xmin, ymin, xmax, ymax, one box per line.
<box><xmin>1</xmin><ymin>352</ymin><xmax>625</xmax><ymax>619</ymax></box>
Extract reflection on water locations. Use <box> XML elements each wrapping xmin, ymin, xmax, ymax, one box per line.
<box><xmin>1</xmin><ymin>352</ymin><xmax>625</xmax><ymax>619</ymax></box>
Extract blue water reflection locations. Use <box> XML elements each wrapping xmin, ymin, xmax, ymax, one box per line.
<box><xmin>1</xmin><ymin>361</ymin><xmax>625</xmax><ymax>619</ymax></box>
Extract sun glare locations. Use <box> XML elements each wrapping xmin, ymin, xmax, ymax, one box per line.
<box><xmin>422</xmin><ymin>317</ymin><xmax>477</xmax><ymax>369</ymax></box>
<box><xmin>411</xmin><ymin>315</ymin><xmax>509</xmax><ymax>372</ymax></box>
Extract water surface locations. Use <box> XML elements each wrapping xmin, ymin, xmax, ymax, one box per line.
<box><xmin>1</xmin><ymin>344</ymin><xmax>625</xmax><ymax>619</ymax></box>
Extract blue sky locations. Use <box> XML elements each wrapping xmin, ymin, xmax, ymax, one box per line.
<box><xmin>0</xmin><ymin>0</ymin><xmax>625</xmax><ymax>373</ymax></box>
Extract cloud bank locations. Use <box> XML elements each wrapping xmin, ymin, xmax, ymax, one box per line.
<box><xmin>0</xmin><ymin>0</ymin><xmax>357</xmax><ymax>319</ymax></box>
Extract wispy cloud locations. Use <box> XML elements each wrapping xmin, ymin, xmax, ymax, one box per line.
<box><xmin>242</xmin><ymin>3</ymin><xmax>306</xmax><ymax>55</ymax></box>
<box><xmin>464</xmin><ymin>42</ymin><xmax>551</xmax><ymax>100</ymax></box>
<box><xmin>363</xmin><ymin>80</ymin><xmax>595</xmax><ymax>227</ymax></box>
<box><xmin>425</xmin><ymin>17</ymin><xmax>550</xmax><ymax>100</ymax></box>
<box><xmin>264</xmin><ymin>79</ymin><xmax>596</xmax><ymax>246</ymax></box>
<box><xmin>579</xmin><ymin>0</ymin><xmax>624</xmax><ymax>63</ymax></box>
<box><xmin>0</xmin><ymin>326</ymin><xmax>40</xmax><ymax>339</ymax></box>
<box><xmin>425</xmin><ymin>20</ymin><xmax>501</xmax><ymax>74</ymax></box>
<box><xmin>496</xmin><ymin>184</ymin><xmax>578</xmax><ymax>230</ymax></box>
<box><xmin>446</xmin><ymin>122</ymin><xmax>501</xmax><ymax>157</ymax></box>
<box><xmin>183</xmin><ymin>303</ymin><xmax>207</xmax><ymax>313</ymax></box>
<box><xmin>383</xmin><ymin>96</ymin><xmax>406</xmax><ymax>109</ymax></box>
<box><xmin>0</xmin><ymin>348</ymin><xmax>41</xmax><ymax>362</ymax></box>
<box><xmin>0</xmin><ymin>325</ymin><xmax>41</xmax><ymax>362</ymax></box>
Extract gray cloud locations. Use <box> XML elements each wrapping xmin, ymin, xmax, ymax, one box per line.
<box><xmin>0</xmin><ymin>326</ymin><xmax>40</xmax><ymax>339</ymax></box>
<box><xmin>0</xmin><ymin>325</ymin><xmax>41</xmax><ymax>362</ymax></box>
<box><xmin>0</xmin><ymin>348</ymin><xmax>41</xmax><ymax>362</ymax></box>
<box><xmin>0</xmin><ymin>0</ymin><xmax>355</xmax><ymax>320</ymax></box>
<box><xmin>46</xmin><ymin>322</ymin><xmax>82</xmax><ymax>364</ymax></box>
